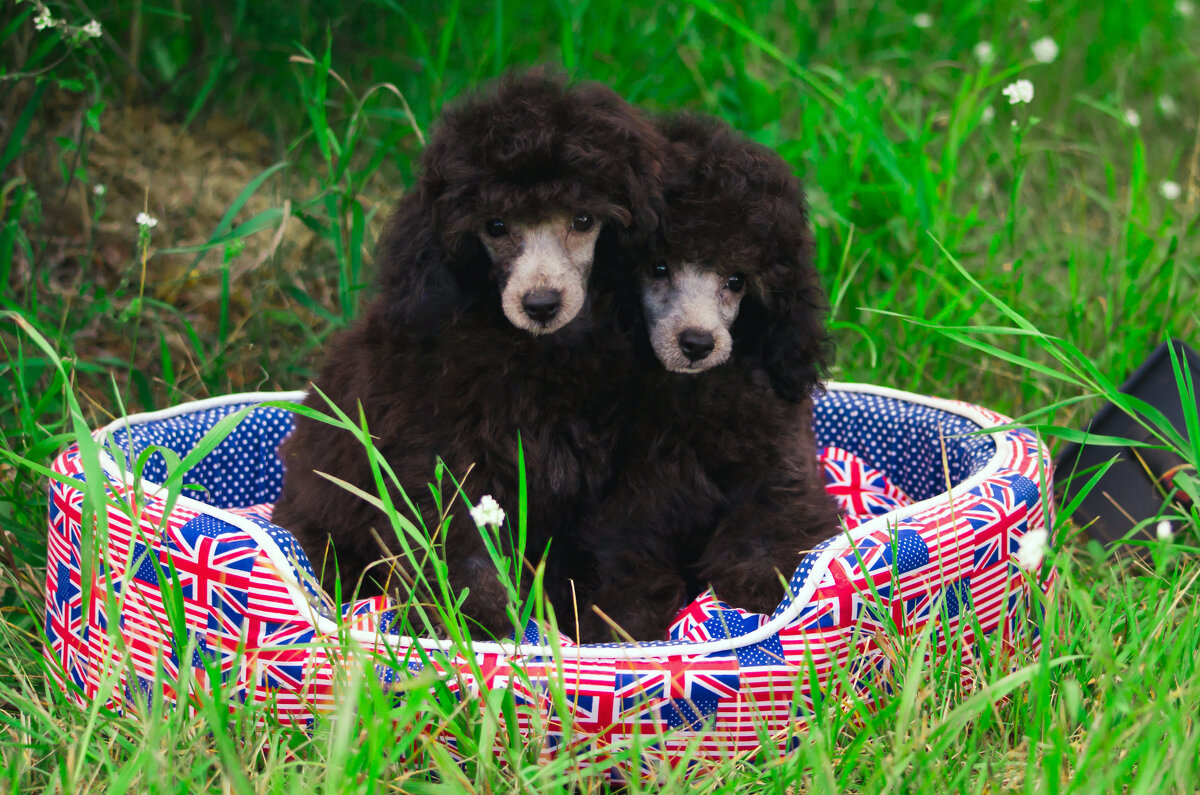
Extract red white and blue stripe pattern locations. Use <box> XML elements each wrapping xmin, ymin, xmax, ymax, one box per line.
<box><xmin>43</xmin><ymin>384</ymin><xmax>1054</xmax><ymax>777</ymax></box>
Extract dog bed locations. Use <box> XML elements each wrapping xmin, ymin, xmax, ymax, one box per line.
<box><xmin>44</xmin><ymin>384</ymin><xmax>1053</xmax><ymax>772</ymax></box>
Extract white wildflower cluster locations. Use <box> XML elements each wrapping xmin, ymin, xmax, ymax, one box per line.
<box><xmin>29</xmin><ymin>3</ymin><xmax>101</xmax><ymax>41</ymax></box>
<box><xmin>1159</xmin><ymin>180</ymin><xmax>1182</xmax><ymax>201</ymax></box>
<box><xmin>1158</xmin><ymin>94</ymin><xmax>1179</xmax><ymax>118</ymax></box>
<box><xmin>1156</xmin><ymin>520</ymin><xmax>1175</xmax><ymax>542</ymax></box>
<box><xmin>1123</xmin><ymin>108</ymin><xmax>1141</xmax><ymax>128</ymax></box>
<box><xmin>1013</xmin><ymin>527</ymin><xmax>1049</xmax><ymax>572</ymax></box>
<box><xmin>469</xmin><ymin>495</ymin><xmax>506</xmax><ymax>528</ymax></box>
<box><xmin>135</xmin><ymin>212</ymin><xmax>159</xmax><ymax>229</ymax></box>
<box><xmin>1178</xmin><ymin>0</ymin><xmax>1195</xmax><ymax>18</ymax></box>
<box><xmin>33</xmin><ymin>4</ymin><xmax>55</xmax><ymax>30</ymax></box>
<box><xmin>973</xmin><ymin>41</ymin><xmax>996</xmax><ymax>65</ymax></box>
<box><xmin>1003</xmin><ymin>79</ymin><xmax>1035</xmax><ymax>105</ymax></box>
<box><xmin>1031</xmin><ymin>36</ymin><xmax>1059</xmax><ymax>64</ymax></box>
<box><xmin>92</xmin><ymin>183</ymin><xmax>106</xmax><ymax>197</ymax></box>
<box><xmin>913</xmin><ymin>12</ymin><xmax>933</xmax><ymax>29</ymax></box>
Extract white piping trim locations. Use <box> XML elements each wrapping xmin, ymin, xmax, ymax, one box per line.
<box><xmin>90</xmin><ymin>383</ymin><xmax>1022</xmax><ymax>662</ymax></box>
<box><xmin>97</xmin><ymin>391</ymin><xmax>308</xmax><ymax>430</ymax></box>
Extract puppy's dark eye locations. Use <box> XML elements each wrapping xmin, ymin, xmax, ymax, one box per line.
<box><xmin>571</xmin><ymin>213</ymin><xmax>595</xmax><ymax>232</ymax></box>
<box><xmin>726</xmin><ymin>273</ymin><xmax>746</xmax><ymax>292</ymax></box>
<box><xmin>484</xmin><ymin>219</ymin><xmax>507</xmax><ymax>238</ymax></box>
<box><xmin>652</xmin><ymin>262</ymin><xmax>670</xmax><ymax>279</ymax></box>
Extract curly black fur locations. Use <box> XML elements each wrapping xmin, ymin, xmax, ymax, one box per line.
<box><xmin>574</xmin><ymin>114</ymin><xmax>840</xmax><ymax>643</ymax></box>
<box><xmin>378</xmin><ymin>72</ymin><xmax>665</xmax><ymax>336</ymax></box>
<box><xmin>272</xmin><ymin>71</ymin><xmax>666</xmax><ymax>638</ymax></box>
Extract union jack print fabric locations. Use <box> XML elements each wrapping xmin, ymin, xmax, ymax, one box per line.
<box><xmin>44</xmin><ymin>385</ymin><xmax>1054</xmax><ymax>777</ymax></box>
<box><xmin>818</xmin><ymin>445</ymin><xmax>912</xmax><ymax>528</ymax></box>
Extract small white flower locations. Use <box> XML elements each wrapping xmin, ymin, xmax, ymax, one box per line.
<box><xmin>92</xmin><ymin>183</ymin><xmax>106</xmax><ymax>196</ymax></box>
<box><xmin>1159</xmin><ymin>180</ymin><xmax>1182</xmax><ymax>201</ymax></box>
<box><xmin>1123</xmin><ymin>108</ymin><xmax>1141</xmax><ymax>128</ymax></box>
<box><xmin>1177</xmin><ymin>0</ymin><xmax>1195</xmax><ymax>17</ymax></box>
<box><xmin>469</xmin><ymin>495</ymin><xmax>506</xmax><ymax>528</ymax></box>
<box><xmin>135</xmin><ymin>212</ymin><xmax>158</xmax><ymax>229</ymax></box>
<box><xmin>1013</xmin><ymin>527</ymin><xmax>1049</xmax><ymax>572</ymax></box>
<box><xmin>33</xmin><ymin>6</ymin><xmax>55</xmax><ymax>30</ymax></box>
<box><xmin>1158</xmin><ymin>94</ymin><xmax>1180</xmax><ymax>118</ymax></box>
<box><xmin>1156</xmin><ymin>520</ymin><xmax>1175</xmax><ymax>542</ymax></box>
<box><xmin>1031</xmin><ymin>36</ymin><xmax>1059</xmax><ymax>64</ymax></box>
<box><xmin>981</xmin><ymin>105</ymin><xmax>995</xmax><ymax>124</ymax></box>
<box><xmin>913</xmin><ymin>12</ymin><xmax>933</xmax><ymax>28</ymax></box>
<box><xmin>973</xmin><ymin>41</ymin><xmax>996</xmax><ymax>65</ymax></box>
<box><xmin>81</xmin><ymin>20</ymin><xmax>102</xmax><ymax>39</ymax></box>
<box><xmin>1002</xmin><ymin>79</ymin><xmax>1035</xmax><ymax>105</ymax></box>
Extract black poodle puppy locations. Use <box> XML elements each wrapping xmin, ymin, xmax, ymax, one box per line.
<box><xmin>576</xmin><ymin>113</ymin><xmax>841</xmax><ymax>643</ymax></box>
<box><xmin>272</xmin><ymin>72</ymin><xmax>666</xmax><ymax>638</ymax></box>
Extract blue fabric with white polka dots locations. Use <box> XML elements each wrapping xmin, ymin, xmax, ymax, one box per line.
<box><xmin>108</xmin><ymin>403</ymin><xmax>294</xmax><ymax>508</ymax></box>
<box><xmin>813</xmin><ymin>390</ymin><xmax>995</xmax><ymax>501</ymax></box>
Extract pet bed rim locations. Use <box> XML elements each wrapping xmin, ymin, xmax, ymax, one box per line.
<box><xmin>87</xmin><ymin>382</ymin><xmax>1020</xmax><ymax>660</ymax></box>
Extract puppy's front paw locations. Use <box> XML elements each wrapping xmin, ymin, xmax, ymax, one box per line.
<box><xmin>457</xmin><ymin>563</ymin><xmax>519</xmax><ymax>640</ymax></box>
<box><xmin>710</xmin><ymin>572</ymin><xmax>787</xmax><ymax>616</ymax></box>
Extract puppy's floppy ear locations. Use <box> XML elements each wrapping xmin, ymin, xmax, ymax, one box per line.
<box><xmin>735</xmin><ymin>219</ymin><xmax>833</xmax><ymax>403</ymax></box>
<box><xmin>376</xmin><ymin>191</ymin><xmax>471</xmax><ymax>335</ymax></box>
<box><xmin>756</xmin><ymin>264</ymin><xmax>833</xmax><ymax>403</ymax></box>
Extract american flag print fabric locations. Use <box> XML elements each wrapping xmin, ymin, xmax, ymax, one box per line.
<box><xmin>44</xmin><ymin>385</ymin><xmax>1054</xmax><ymax>778</ymax></box>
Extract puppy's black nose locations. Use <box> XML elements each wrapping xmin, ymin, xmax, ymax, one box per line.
<box><xmin>522</xmin><ymin>289</ymin><xmax>562</xmax><ymax>323</ymax></box>
<box><xmin>678</xmin><ymin>329</ymin><xmax>715</xmax><ymax>361</ymax></box>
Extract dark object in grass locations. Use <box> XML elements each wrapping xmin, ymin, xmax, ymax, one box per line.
<box><xmin>1055</xmin><ymin>339</ymin><xmax>1200</xmax><ymax>549</ymax></box>
<box><xmin>272</xmin><ymin>71</ymin><xmax>667</xmax><ymax>638</ymax></box>
<box><xmin>573</xmin><ymin>114</ymin><xmax>841</xmax><ymax>642</ymax></box>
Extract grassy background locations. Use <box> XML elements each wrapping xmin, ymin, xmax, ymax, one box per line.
<box><xmin>1</xmin><ymin>0</ymin><xmax>1199</xmax><ymax>791</ymax></box>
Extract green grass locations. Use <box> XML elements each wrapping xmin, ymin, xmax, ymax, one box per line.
<box><xmin>2</xmin><ymin>0</ymin><xmax>1199</xmax><ymax>791</ymax></box>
